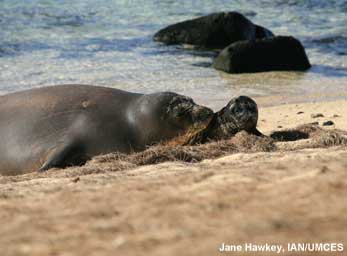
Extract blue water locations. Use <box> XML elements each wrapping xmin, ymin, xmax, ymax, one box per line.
<box><xmin>0</xmin><ymin>0</ymin><xmax>347</xmax><ymax>109</ymax></box>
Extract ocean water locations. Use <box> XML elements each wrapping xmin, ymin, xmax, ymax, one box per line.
<box><xmin>0</xmin><ymin>0</ymin><xmax>346</xmax><ymax>109</ymax></box>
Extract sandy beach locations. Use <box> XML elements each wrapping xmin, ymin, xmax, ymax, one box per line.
<box><xmin>257</xmin><ymin>98</ymin><xmax>347</xmax><ymax>133</ymax></box>
<box><xmin>1</xmin><ymin>1</ymin><xmax>347</xmax><ymax>255</ymax></box>
<box><xmin>1</xmin><ymin>98</ymin><xmax>346</xmax><ymax>256</ymax></box>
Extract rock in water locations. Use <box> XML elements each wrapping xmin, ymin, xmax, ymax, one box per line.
<box><xmin>255</xmin><ymin>25</ymin><xmax>274</xmax><ymax>38</ymax></box>
<box><xmin>213</xmin><ymin>36</ymin><xmax>311</xmax><ymax>73</ymax></box>
<box><xmin>153</xmin><ymin>12</ymin><xmax>274</xmax><ymax>49</ymax></box>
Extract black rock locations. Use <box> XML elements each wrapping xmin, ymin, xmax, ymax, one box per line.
<box><xmin>213</xmin><ymin>36</ymin><xmax>311</xmax><ymax>74</ymax></box>
<box><xmin>255</xmin><ymin>25</ymin><xmax>274</xmax><ymax>38</ymax></box>
<box><xmin>153</xmin><ymin>12</ymin><xmax>274</xmax><ymax>49</ymax></box>
<box><xmin>322</xmin><ymin>120</ymin><xmax>334</xmax><ymax>126</ymax></box>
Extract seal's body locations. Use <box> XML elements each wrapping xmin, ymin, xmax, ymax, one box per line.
<box><xmin>0</xmin><ymin>85</ymin><xmax>213</xmax><ymax>175</ymax></box>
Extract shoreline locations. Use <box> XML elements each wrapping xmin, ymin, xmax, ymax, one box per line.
<box><xmin>254</xmin><ymin>91</ymin><xmax>347</xmax><ymax>108</ymax></box>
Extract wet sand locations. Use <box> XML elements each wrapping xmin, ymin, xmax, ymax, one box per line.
<box><xmin>1</xmin><ymin>99</ymin><xmax>347</xmax><ymax>256</ymax></box>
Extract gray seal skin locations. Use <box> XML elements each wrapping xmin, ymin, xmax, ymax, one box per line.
<box><xmin>185</xmin><ymin>96</ymin><xmax>262</xmax><ymax>145</ymax></box>
<box><xmin>0</xmin><ymin>84</ymin><xmax>213</xmax><ymax>175</ymax></box>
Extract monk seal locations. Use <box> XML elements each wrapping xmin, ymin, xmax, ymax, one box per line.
<box><xmin>0</xmin><ymin>84</ymin><xmax>213</xmax><ymax>175</ymax></box>
<box><xmin>0</xmin><ymin>85</ymin><xmax>261</xmax><ymax>175</ymax></box>
<box><xmin>183</xmin><ymin>96</ymin><xmax>261</xmax><ymax>145</ymax></box>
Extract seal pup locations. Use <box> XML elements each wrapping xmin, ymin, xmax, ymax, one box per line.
<box><xmin>183</xmin><ymin>96</ymin><xmax>262</xmax><ymax>145</ymax></box>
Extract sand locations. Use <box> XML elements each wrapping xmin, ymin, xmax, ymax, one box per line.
<box><xmin>1</xmin><ymin>99</ymin><xmax>347</xmax><ymax>256</ymax></box>
<box><xmin>257</xmin><ymin>99</ymin><xmax>347</xmax><ymax>134</ymax></box>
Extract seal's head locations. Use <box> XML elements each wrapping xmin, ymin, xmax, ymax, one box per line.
<box><xmin>134</xmin><ymin>92</ymin><xmax>213</xmax><ymax>146</ymax></box>
<box><xmin>165</xmin><ymin>94</ymin><xmax>213</xmax><ymax>132</ymax></box>
<box><xmin>217</xmin><ymin>95</ymin><xmax>258</xmax><ymax>135</ymax></box>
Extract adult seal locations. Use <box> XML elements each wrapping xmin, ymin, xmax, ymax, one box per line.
<box><xmin>0</xmin><ymin>85</ymin><xmax>261</xmax><ymax>175</ymax></box>
<box><xmin>0</xmin><ymin>84</ymin><xmax>213</xmax><ymax>175</ymax></box>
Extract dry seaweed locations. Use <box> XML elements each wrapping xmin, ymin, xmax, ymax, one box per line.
<box><xmin>1</xmin><ymin>124</ymin><xmax>346</xmax><ymax>183</ymax></box>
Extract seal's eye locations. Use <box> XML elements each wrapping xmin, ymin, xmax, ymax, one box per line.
<box><xmin>228</xmin><ymin>103</ymin><xmax>241</xmax><ymax>115</ymax></box>
<box><xmin>246</xmin><ymin>105</ymin><xmax>255</xmax><ymax>112</ymax></box>
<box><xmin>168</xmin><ymin>97</ymin><xmax>195</xmax><ymax>118</ymax></box>
<box><xmin>175</xmin><ymin>97</ymin><xmax>194</xmax><ymax>106</ymax></box>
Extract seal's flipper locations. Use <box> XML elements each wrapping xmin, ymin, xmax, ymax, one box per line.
<box><xmin>39</xmin><ymin>141</ymin><xmax>88</xmax><ymax>171</ymax></box>
<box><xmin>247</xmin><ymin>128</ymin><xmax>264</xmax><ymax>137</ymax></box>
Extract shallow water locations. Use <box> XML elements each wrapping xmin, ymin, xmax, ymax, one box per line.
<box><xmin>0</xmin><ymin>0</ymin><xmax>346</xmax><ymax>109</ymax></box>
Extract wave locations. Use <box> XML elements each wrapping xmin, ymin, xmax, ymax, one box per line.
<box><xmin>0</xmin><ymin>6</ymin><xmax>96</xmax><ymax>29</ymax></box>
<box><xmin>0</xmin><ymin>41</ymin><xmax>52</xmax><ymax>57</ymax></box>
<box><xmin>0</xmin><ymin>43</ymin><xmax>20</xmax><ymax>57</ymax></box>
<box><xmin>309</xmin><ymin>35</ymin><xmax>347</xmax><ymax>56</ymax></box>
<box><xmin>312</xmin><ymin>35</ymin><xmax>347</xmax><ymax>44</ymax></box>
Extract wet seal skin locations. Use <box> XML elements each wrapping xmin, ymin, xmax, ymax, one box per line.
<box><xmin>183</xmin><ymin>96</ymin><xmax>262</xmax><ymax>145</ymax></box>
<box><xmin>0</xmin><ymin>84</ymin><xmax>213</xmax><ymax>175</ymax></box>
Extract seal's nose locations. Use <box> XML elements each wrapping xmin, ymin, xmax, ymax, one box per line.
<box><xmin>192</xmin><ymin>105</ymin><xmax>214</xmax><ymax>124</ymax></box>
